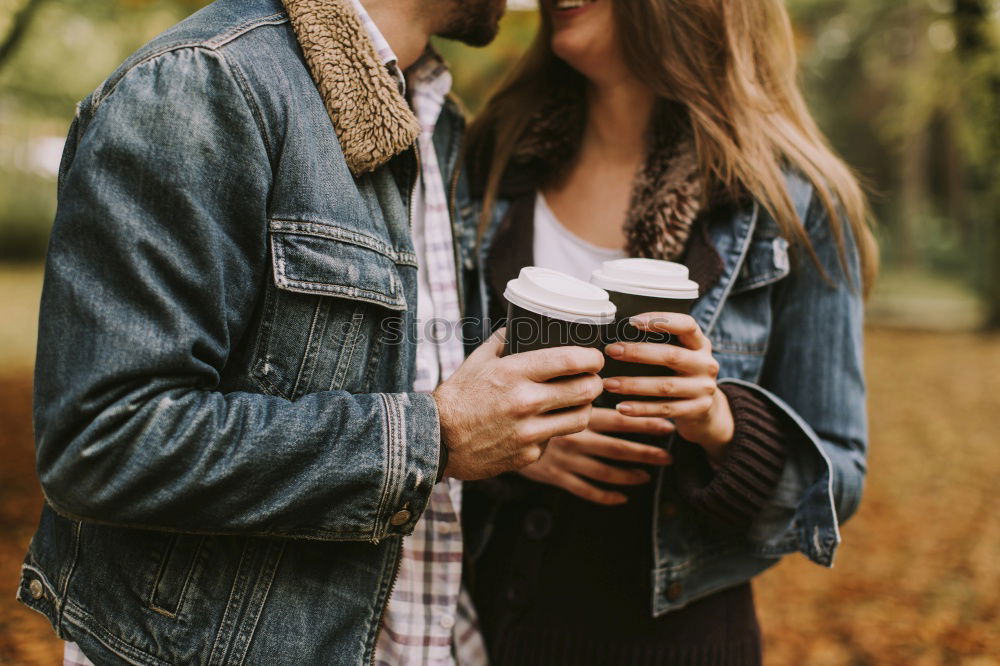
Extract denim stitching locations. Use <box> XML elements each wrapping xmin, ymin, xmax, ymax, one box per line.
<box><xmin>91</xmin><ymin>8</ymin><xmax>287</xmax><ymax>111</ymax></box>
<box><xmin>147</xmin><ymin>535</ymin><xmax>176</xmax><ymax>617</ymax></box>
<box><xmin>149</xmin><ymin>535</ymin><xmax>206</xmax><ymax>619</ymax></box>
<box><xmin>208</xmin><ymin>13</ymin><xmax>288</xmax><ymax>49</ymax></box>
<box><xmin>274</xmin><ymin>278</ymin><xmax>407</xmax><ymax>310</ymax></box>
<box><xmin>329</xmin><ymin>309</ymin><xmax>365</xmax><ymax>391</ymax></box>
<box><xmin>374</xmin><ymin>394</ymin><xmax>396</xmax><ymax>542</ymax></box>
<box><xmin>230</xmin><ymin>541</ymin><xmax>286</xmax><ymax>666</ymax></box>
<box><xmin>55</xmin><ymin>520</ymin><xmax>82</xmax><ymax>636</ymax></box>
<box><xmin>217</xmin><ymin>48</ymin><xmax>274</xmax><ymax>165</ymax></box>
<box><xmin>271</xmin><ymin>231</ymin><xmax>407</xmax><ymax>309</ymax></box>
<box><xmin>248</xmin><ymin>274</ymin><xmax>291</xmax><ymax>399</ymax></box>
<box><xmin>208</xmin><ymin>542</ymin><xmax>253</xmax><ymax>666</ymax></box>
<box><xmin>362</xmin><ymin>317</ymin><xmax>388</xmax><ymax>392</ymax></box>
<box><xmin>290</xmin><ymin>296</ymin><xmax>327</xmax><ymax>399</ymax></box>
<box><xmin>703</xmin><ymin>202</ymin><xmax>760</xmax><ymax>338</ymax></box>
<box><xmin>62</xmin><ymin>602</ymin><xmax>171</xmax><ymax>666</ymax></box>
<box><xmin>270</xmin><ymin>219</ymin><xmax>418</xmax><ymax>266</ymax></box>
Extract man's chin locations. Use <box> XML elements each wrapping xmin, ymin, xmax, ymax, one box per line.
<box><xmin>439</xmin><ymin>23</ymin><xmax>503</xmax><ymax>47</ymax></box>
<box><xmin>437</xmin><ymin>0</ymin><xmax>506</xmax><ymax>48</ymax></box>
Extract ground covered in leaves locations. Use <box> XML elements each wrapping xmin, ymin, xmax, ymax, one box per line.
<box><xmin>1</xmin><ymin>329</ymin><xmax>998</xmax><ymax>665</ymax></box>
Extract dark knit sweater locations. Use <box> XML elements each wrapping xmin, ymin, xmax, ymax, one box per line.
<box><xmin>467</xmin><ymin>381</ymin><xmax>790</xmax><ymax>666</ymax></box>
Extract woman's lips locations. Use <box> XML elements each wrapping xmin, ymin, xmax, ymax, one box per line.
<box><xmin>553</xmin><ymin>0</ymin><xmax>598</xmax><ymax>18</ymax></box>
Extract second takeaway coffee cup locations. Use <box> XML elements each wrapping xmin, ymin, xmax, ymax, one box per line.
<box><xmin>503</xmin><ymin>267</ymin><xmax>616</xmax><ymax>356</ymax></box>
<box><xmin>590</xmin><ymin>258</ymin><xmax>699</xmax><ymax>405</ymax></box>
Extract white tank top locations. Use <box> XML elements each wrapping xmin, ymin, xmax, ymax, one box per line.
<box><xmin>531</xmin><ymin>192</ymin><xmax>627</xmax><ymax>281</ymax></box>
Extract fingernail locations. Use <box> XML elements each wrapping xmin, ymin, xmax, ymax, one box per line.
<box><xmin>616</xmin><ymin>403</ymin><xmax>634</xmax><ymax>415</ymax></box>
<box><xmin>604</xmin><ymin>378</ymin><xmax>621</xmax><ymax>391</ymax></box>
<box><xmin>630</xmin><ymin>315</ymin><xmax>666</xmax><ymax>328</ymax></box>
<box><xmin>611</xmin><ymin>494</ymin><xmax>628</xmax><ymax>504</ymax></box>
<box><xmin>605</xmin><ymin>344</ymin><xmax>624</xmax><ymax>358</ymax></box>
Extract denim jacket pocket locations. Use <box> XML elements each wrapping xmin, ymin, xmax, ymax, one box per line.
<box><xmin>729</xmin><ymin>236</ymin><xmax>790</xmax><ymax>296</ymax></box>
<box><xmin>148</xmin><ymin>534</ymin><xmax>206</xmax><ymax>618</ymax></box>
<box><xmin>251</xmin><ymin>220</ymin><xmax>414</xmax><ymax>401</ymax></box>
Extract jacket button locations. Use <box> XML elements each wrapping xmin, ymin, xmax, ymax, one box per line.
<box><xmin>522</xmin><ymin>507</ymin><xmax>553</xmax><ymax>540</ymax></box>
<box><xmin>28</xmin><ymin>579</ymin><xmax>44</xmax><ymax>600</ymax></box>
<box><xmin>666</xmin><ymin>582</ymin><xmax>683</xmax><ymax>601</ymax></box>
<box><xmin>390</xmin><ymin>510</ymin><xmax>412</xmax><ymax>527</ymax></box>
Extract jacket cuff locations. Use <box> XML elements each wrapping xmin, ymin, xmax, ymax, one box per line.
<box><xmin>376</xmin><ymin>392</ymin><xmax>441</xmax><ymax>539</ymax></box>
<box><xmin>675</xmin><ymin>383</ymin><xmax>790</xmax><ymax>531</ymax></box>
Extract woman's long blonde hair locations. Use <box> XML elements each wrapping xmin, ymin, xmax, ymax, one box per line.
<box><xmin>466</xmin><ymin>0</ymin><xmax>878</xmax><ymax>292</ymax></box>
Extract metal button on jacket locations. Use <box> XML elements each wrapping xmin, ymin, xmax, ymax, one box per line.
<box><xmin>390</xmin><ymin>510</ymin><xmax>412</xmax><ymax>526</ymax></box>
<box><xmin>29</xmin><ymin>579</ymin><xmax>44</xmax><ymax>600</ymax></box>
<box><xmin>666</xmin><ymin>582</ymin><xmax>683</xmax><ymax>601</ymax></box>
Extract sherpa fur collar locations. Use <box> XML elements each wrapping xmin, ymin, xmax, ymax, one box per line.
<box><xmin>510</xmin><ymin>92</ymin><xmax>704</xmax><ymax>262</ymax></box>
<box><xmin>282</xmin><ymin>0</ymin><xmax>421</xmax><ymax>175</ymax></box>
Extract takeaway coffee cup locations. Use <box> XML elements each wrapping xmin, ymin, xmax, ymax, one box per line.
<box><xmin>503</xmin><ymin>267</ymin><xmax>616</xmax><ymax>357</ymax></box>
<box><xmin>590</xmin><ymin>258</ymin><xmax>699</xmax><ymax>406</ymax></box>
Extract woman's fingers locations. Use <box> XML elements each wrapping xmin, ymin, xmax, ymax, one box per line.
<box><xmin>589</xmin><ymin>407</ymin><xmax>674</xmax><ymax>436</ymax></box>
<box><xmin>603</xmin><ymin>375</ymin><xmax>716</xmax><ymax>399</ymax></box>
<box><xmin>565</xmin><ymin>429</ymin><xmax>672</xmax><ymax>465</ymax></box>
<box><xmin>604</xmin><ymin>341</ymin><xmax>718</xmax><ymax>376</ymax></box>
<box><xmin>564</xmin><ymin>454</ymin><xmax>651</xmax><ymax>486</ymax></box>
<box><xmin>628</xmin><ymin>313</ymin><xmax>710</xmax><ymax>351</ymax></box>
<box><xmin>551</xmin><ymin>471</ymin><xmax>628</xmax><ymax>506</ymax></box>
<box><xmin>616</xmin><ymin>395</ymin><xmax>715</xmax><ymax>419</ymax></box>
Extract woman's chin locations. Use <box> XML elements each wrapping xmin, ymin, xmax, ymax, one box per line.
<box><xmin>552</xmin><ymin>40</ymin><xmax>604</xmax><ymax>77</ymax></box>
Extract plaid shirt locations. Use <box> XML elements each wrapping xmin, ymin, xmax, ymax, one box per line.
<box><xmin>362</xmin><ymin>6</ymin><xmax>486</xmax><ymax>665</ymax></box>
<box><xmin>64</xmin><ymin>5</ymin><xmax>485</xmax><ymax>666</ymax></box>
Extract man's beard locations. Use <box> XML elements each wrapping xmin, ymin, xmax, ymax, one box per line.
<box><xmin>437</xmin><ymin>0</ymin><xmax>506</xmax><ymax>47</ymax></box>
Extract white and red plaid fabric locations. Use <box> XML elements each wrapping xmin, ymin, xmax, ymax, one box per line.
<box><xmin>63</xmin><ymin>641</ymin><xmax>91</xmax><ymax>666</ymax></box>
<box><xmin>63</xmin><ymin>4</ymin><xmax>485</xmax><ymax>665</ymax></box>
<box><xmin>371</xmin><ymin>11</ymin><xmax>487</xmax><ymax>666</ymax></box>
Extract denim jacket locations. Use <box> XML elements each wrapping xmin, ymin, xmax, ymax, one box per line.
<box><xmin>17</xmin><ymin>0</ymin><xmax>476</xmax><ymax>663</ymax></box>
<box><xmin>472</xmin><ymin>171</ymin><xmax>868</xmax><ymax>616</ymax></box>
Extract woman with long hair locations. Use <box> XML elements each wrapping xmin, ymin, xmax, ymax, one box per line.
<box><xmin>461</xmin><ymin>0</ymin><xmax>877</xmax><ymax>663</ymax></box>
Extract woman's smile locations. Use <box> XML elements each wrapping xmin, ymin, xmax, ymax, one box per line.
<box><xmin>552</xmin><ymin>0</ymin><xmax>599</xmax><ymax>20</ymax></box>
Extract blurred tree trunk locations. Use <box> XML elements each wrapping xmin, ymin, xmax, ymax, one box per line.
<box><xmin>898</xmin><ymin>128</ymin><xmax>928</xmax><ymax>270</ymax></box>
<box><xmin>0</xmin><ymin>0</ymin><xmax>45</xmax><ymax>70</ymax></box>
<box><xmin>953</xmin><ymin>0</ymin><xmax>1000</xmax><ymax>329</ymax></box>
<box><xmin>943</xmin><ymin>125</ymin><xmax>967</xmax><ymax>243</ymax></box>
<box><xmin>895</xmin><ymin>8</ymin><xmax>930</xmax><ymax>271</ymax></box>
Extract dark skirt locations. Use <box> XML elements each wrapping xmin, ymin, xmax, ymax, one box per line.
<box><xmin>467</xmin><ymin>477</ymin><xmax>762</xmax><ymax>666</ymax></box>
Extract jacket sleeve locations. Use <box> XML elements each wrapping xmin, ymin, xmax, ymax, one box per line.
<box><xmin>721</xmin><ymin>190</ymin><xmax>868</xmax><ymax>567</ymax></box>
<box><xmin>33</xmin><ymin>47</ymin><xmax>440</xmax><ymax>542</ymax></box>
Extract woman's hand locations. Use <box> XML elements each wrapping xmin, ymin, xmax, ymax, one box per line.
<box><xmin>519</xmin><ymin>407</ymin><xmax>674</xmax><ymax>505</ymax></box>
<box><xmin>602</xmin><ymin>313</ymin><xmax>735</xmax><ymax>462</ymax></box>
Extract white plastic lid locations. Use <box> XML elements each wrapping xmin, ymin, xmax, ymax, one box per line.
<box><xmin>590</xmin><ymin>258</ymin><xmax>699</xmax><ymax>299</ymax></box>
<box><xmin>504</xmin><ymin>267</ymin><xmax>616</xmax><ymax>324</ymax></box>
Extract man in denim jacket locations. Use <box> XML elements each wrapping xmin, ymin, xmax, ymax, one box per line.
<box><xmin>17</xmin><ymin>0</ymin><xmax>607</xmax><ymax>663</ymax></box>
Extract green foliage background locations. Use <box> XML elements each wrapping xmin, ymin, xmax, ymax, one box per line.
<box><xmin>1</xmin><ymin>0</ymin><xmax>998</xmax><ymax>323</ymax></box>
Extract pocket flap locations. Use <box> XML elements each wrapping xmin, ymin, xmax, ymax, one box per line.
<box><xmin>269</xmin><ymin>220</ymin><xmax>410</xmax><ymax>311</ymax></box>
<box><xmin>731</xmin><ymin>237</ymin><xmax>790</xmax><ymax>295</ymax></box>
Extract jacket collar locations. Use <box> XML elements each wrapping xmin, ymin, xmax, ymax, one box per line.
<box><xmin>282</xmin><ymin>0</ymin><xmax>421</xmax><ymax>175</ymax></box>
